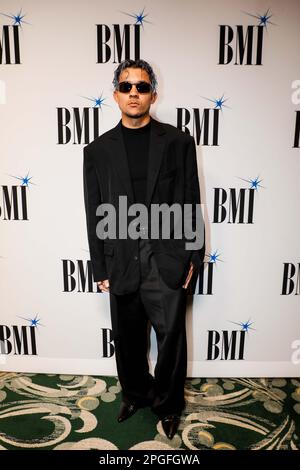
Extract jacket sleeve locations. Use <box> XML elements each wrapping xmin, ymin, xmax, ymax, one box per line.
<box><xmin>83</xmin><ymin>145</ymin><xmax>108</xmax><ymax>282</ymax></box>
<box><xmin>184</xmin><ymin>136</ymin><xmax>206</xmax><ymax>272</ymax></box>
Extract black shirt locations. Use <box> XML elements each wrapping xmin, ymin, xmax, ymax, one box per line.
<box><xmin>121</xmin><ymin>118</ymin><xmax>151</xmax><ymax>205</ymax></box>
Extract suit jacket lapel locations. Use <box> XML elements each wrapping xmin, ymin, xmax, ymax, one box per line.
<box><xmin>145</xmin><ymin>118</ymin><xmax>166</xmax><ymax>208</ymax></box>
<box><xmin>108</xmin><ymin>117</ymin><xmax>166</xmax><ymax>208</ymax></box>
<box><xmin>108</xmin><ymin>120</ymin><xmax>135</xmax><ymax>205</ymax></box>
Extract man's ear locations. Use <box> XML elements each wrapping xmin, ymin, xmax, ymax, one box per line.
<box><xmin>151</xmin><ymin>91</ymin><xmax>158</xmax><ymax>104</ymax></box>
<box><xmin>113</xmin><ymin>90</ymin><xmax>118</xmax><ymax>104</ymax></box>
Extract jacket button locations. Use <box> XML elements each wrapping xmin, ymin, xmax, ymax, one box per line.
<box><xmin>134</xmin><ymin>255</ymin><xmax>139</xmax><ymax>261</ymax></box>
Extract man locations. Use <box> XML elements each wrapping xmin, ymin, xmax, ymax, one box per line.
<box><xmin>83</xmin><ymin>59</ymin><xmax>205</xmax><ymax>440</ymax></box>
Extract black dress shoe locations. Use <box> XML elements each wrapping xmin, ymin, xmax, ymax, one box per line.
<box><xmin>161</xmin><ymin>414</ymin><xmax>180</xmax><ymax>439</ymax></box>
<box><xmin>117</xmin><ymin>401</ymin><xmax>140</xmax><ymax>423</ymax></box>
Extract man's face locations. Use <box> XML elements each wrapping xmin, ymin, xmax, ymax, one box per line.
<box><xmin>113</xmin><ymin>67</ymin><xmax>157</xmax><ymax>119</ymax></box>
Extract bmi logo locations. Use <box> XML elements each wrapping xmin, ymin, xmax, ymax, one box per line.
<box><xmin>101</xmin><ymin>329</ymin><xmax>115</xmax><ymax>358</ymax></box>
<box><xmin>0</xmin><ymin>315</ymin><xmax>41</xmax><ymax>356</ymax></box>
<box><xmin>177</xmin><ymin>94</ymin><xmax>229</xmax><ymax>147</ymax></box>
<box><xmin>96</xmin><ymin>7</ymin><xmax>151</xmax><ymax>63</ymax></box>
<box><xmin>207</xmin><ymin>319</ymin><xmax>254</xmax><ymax>360</ymax></box>
<box><xmin>189</xmin><ymin>250</ymin><xmax>222</xmax><ymax>296</ymax></box>
<box><xmin>218</xmin><ymin>9</ymin><xmax>275</xmax><ymax>65</ymax></box>
<box><xmin>292</xmin><ymin>80</ymin><xmax>300</xmax><ymax>148</ymax></box>
<box><xmin>62</xmin><ymin>256</ymin><xmax>100</xmax><ymax>293</ymax></box>
<box><xmin>213</xmin><ymin>175</ymin><xmax>264</xmax><ymax>224</ymax></box>
<box><xmin>281</xmin><ymin>263</ymin><xmax>300</xmax><ymax>295</ymax></box>
<box><xmin>0</xmin><ymin>172</ymin><xmax>34</xmax><ymax>220</ymax></box>
<box><xmin>0</xmin><ymin>9</ymin><xmax>30</xmax><ymax>65</ymax></box>
<box><xmin>56</xmin><ymin>94</ymin><xmax>107</xmax><ymax>145</ymax></box>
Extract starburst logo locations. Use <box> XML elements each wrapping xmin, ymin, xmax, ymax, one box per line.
<box><xmin>202</xmin><ymin>94</ymin><xmax>230</xmax><ymax>112</ymax></box>
<box><xmin>243</xmin><ymin>8</ymin><xmax>275</xmax><ymax>28</ymax></box>
<box><xmin>81</xmin><ymin>92</ymin><xmax>109</xmax><ymax>110</ymax></box>
<box><xmin>8</xmin><ymin>171</ymin><xmax>35</xmax><ymax>188</ymax></box>
<box><xmin>0</xmin><ymin>8</ymin><xmax>30</xmax><ymax>27</ymax></box>
<box><xmin>120</xmin><ymin>6</ymin><xmax>152</xmax><ymax>29</ymax></box>
<box><xmin>230</xmin><ymin>319</ymin><xmax>255</xmax><ymax>333</ymax></box>
<box><xmin>18</xmin><ymin>314</ymin><xmax>43</xmax><ymax>328</ymax></box>
<box><xmin>237</xmin><ymin>175</ymin><xmax>265</xmax><ymax>191</ymax></box>
<box><xmin>207</xmin><ymin>250</ymin><xmax>222</xmax><ymax>264</ymax></box>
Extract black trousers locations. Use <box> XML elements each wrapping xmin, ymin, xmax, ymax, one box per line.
<box><xmin>109</xmin><ymin>238</ymin><xmax>188</xmax><ymax>419</ymax></box>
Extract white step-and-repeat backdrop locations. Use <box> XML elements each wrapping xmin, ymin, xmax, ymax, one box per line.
<box><xmin>1</xmin><ymin>0</ymin><xmax>299</xmax><ymax>377</ymax></box>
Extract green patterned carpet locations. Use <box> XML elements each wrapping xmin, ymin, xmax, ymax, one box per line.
<box><xmin>0</xmin><ymin>373</ymin><xmax>299</xmax><ymax>450</ymax></box>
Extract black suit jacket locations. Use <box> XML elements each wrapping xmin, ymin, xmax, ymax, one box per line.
<box><xmin>83</xmin><ymin>117</ymin><xmax>205</xmax><ymax>295</ymax></box>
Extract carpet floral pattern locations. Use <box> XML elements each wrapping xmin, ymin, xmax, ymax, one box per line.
<box><xmin>0</xmin><ymin>373</ymin><xmax>299</xmax><ymax>450</ymax></box>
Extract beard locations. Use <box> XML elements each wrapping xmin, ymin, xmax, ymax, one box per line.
<box><xmin>124</xmin><ymin>107</ymin><xmax>149</xmax><ymax>120</ymax></box>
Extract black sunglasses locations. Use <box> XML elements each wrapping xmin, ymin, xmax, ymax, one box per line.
<box><xmin>118</xmin><ymin>81</ymin><xmax>152</xmax><ymax>94</ymax></box>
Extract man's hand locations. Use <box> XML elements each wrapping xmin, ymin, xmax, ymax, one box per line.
<box><xmin>182</xmin><ymin>262</ymin><xmax>194</xmax><ymax>289</ymax></box>
<box><xmin>97</xmin><ymin>279</ymin><xmax>110</xmax><ymax>292</ymax></box>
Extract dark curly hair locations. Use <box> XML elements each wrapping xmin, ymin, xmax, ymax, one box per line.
<box><xmin>112</xmin><ymin>59</ymin><xmax>158</xmax><ymax>92</ymax></box>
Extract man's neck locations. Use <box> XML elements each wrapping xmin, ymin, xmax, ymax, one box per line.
<box><xmin>121</xmin><ymin>114</ymin><xmax>151</xmax><ymax>129</ymax></box>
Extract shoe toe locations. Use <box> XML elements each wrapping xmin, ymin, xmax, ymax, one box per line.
<box><xmin>161</xmin><ymin>414</ymin><xmax>180</xmax><ymax>439</ymax></box>
<box><xmin>117</xmin><ymin>401</ymin><xmax>139</xmax><ymax>422</ymax></box>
